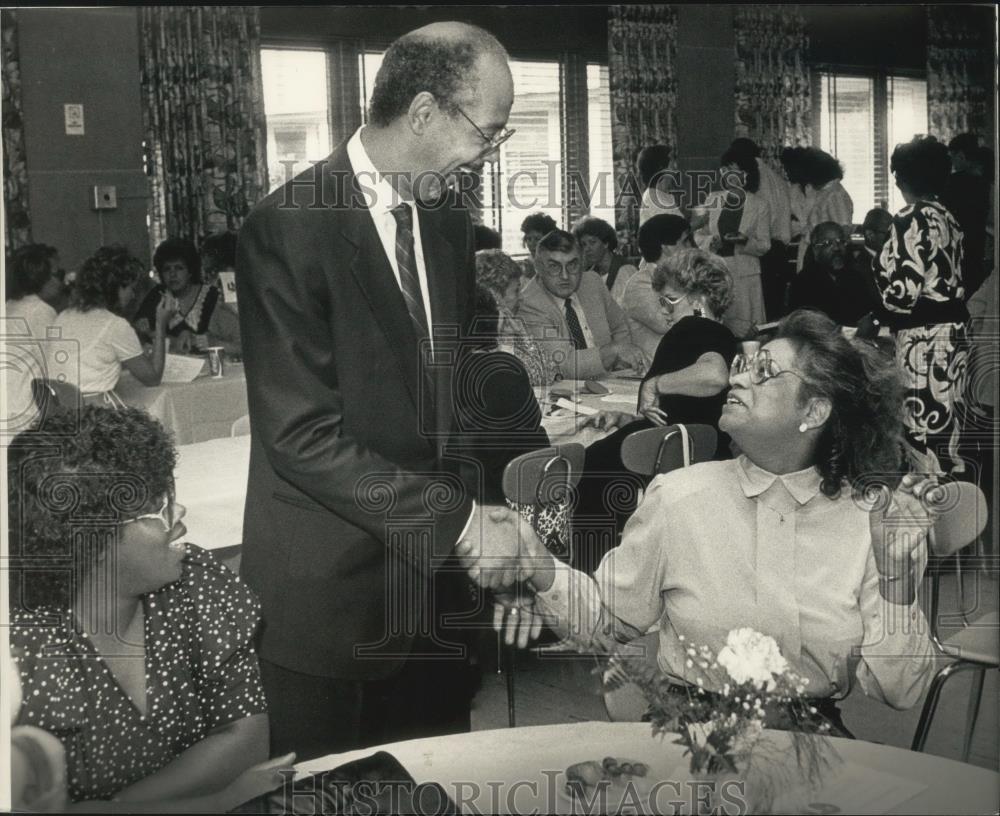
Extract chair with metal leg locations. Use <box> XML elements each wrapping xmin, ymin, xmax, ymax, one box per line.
<box><xmin>911</xmin><ymin>482</ymin><xmax>995</xmax><ymax>761</ymax></box>
<box><xmin>619</xmin><ymin>423</ymin><xmax>718</xmax><ymax>476</ymax></box>
<box><xmin>498</xmin><ymin>443</ymin><xmax>585</xmax><ymax>727</ymax></box>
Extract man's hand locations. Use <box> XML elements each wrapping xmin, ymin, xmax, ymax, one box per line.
<box><xmin>611</xmin><ymin>343</ymin><xmax>647</xmax><ymax>373</ymax></box>
<box><xmin>637</xmin><ymin>377</ymin><xmax>669</xmax><ymax>426</ymax></box>
<box><xmin>456</xmin><ymin>505</ymin><xmax>539</xmax><ymax>591</ymax></box>
<box><xmin>581</xmin><ymin>410</ymin><xmax>638</xmax><ymax>432</ymax></box>
<box><xmin>493</xmin><ymin>588</ymin><xmax>546</xmax><ymax>648</ymax></box>
<box><xmin>868</xmin><ymin>473</ymin><xmax>942</xmax><ymax>578</ymax></box>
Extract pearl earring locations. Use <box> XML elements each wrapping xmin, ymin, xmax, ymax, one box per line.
<box><xmin>798</xmin><ymin>422</ymin><xmax>809</xmax><ymax>433</ymax></box>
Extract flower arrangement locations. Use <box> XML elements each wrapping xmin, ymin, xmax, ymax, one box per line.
<box><xmin>601</xmin><ymin>627</ymin><xmax>840</xmax><ymax>811</ymax></box>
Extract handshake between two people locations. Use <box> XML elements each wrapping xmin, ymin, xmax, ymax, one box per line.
<box><xmin>455</xmin><ymin>505</ymin><xmax>557</xmax><ymax>650</ymax></box>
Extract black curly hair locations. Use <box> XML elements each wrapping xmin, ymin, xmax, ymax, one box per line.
<box><xmin>773</xmin><ymin>310</ymin><xmax>905</xmax><ymax>498</ymax></box>
<box><xmin>520</xmin><ymin>212</ymin><xmax>558</xmax><ymax>236</ymax></box>
<box><xmin>72</xmin><ymin>245</ymin><xmax>144</xmax><ymax>313</ymax></box>
<box><xmin>891</xmin><ymin>136</ymin><xmax>953</xmax><ymax>199</ymax></box>
<box><xmin>153</xmin><ymin>237</ymin><xmax>202</xmax><ymax>284</ymax></box>
<box><xmin>798</xmin><ymin>147</ymin><xmax>844</xmax><ymax>187</ymax></box>
<box><xmin>572</xmin><ymin>216</ymin><xmax>618</xmax><ymax>252</ymax></box>
<box><xmin>368</xmin><ymin>26</ymin><xmax>505</xmax><ymax>127</ymax></box>
<box><xmin>7</xmin><ymin>405</ymin><xmax>177</xmax><ymax>611</ymax></box>
<box><xmin>7</xmin><ymin>243</ymin><xmax>58</xmax><ymax>300</ymax></box>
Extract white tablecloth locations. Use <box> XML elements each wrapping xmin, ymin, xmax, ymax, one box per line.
<box><xmin>174</xmin><ymin>435</ymin><xmax>251</xmax><ymax>550</ymax></box>
<box><xmin>172</xmin><ymin>379</ymin><xmax>637</xmax><ymax>551</ymax></box>
<box><xmin>541</xmin><ymin>376</ymin><xmax>642</xmax><ymax>448</ymax></box>
<box><xmin>117</xmin><ymin>362</ymin><xmax>248</xmax><ymax>445</ymax></box>
<box><xmin>297</xmin><ymin>722</ymin><xmax>999</xmax><ymax>815</ymax></box>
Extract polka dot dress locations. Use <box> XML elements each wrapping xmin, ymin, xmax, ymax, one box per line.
<box><xmin>11</xmin><ymin>545</ymin><xmax>267</xmax><ymax>803</ymax></box>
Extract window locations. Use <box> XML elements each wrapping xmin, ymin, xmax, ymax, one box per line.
<box><xmin>261</xmin><ymin>49</ymin><xmax>332</xmax><ymax>192</ymax></box>
<box><xmin>274</xmin><ymin>45</ymin><xmax>614</xmax><ymax>252</ymax></box>
<box><xmin>814</xmin><ymin>70</ymin><xmax>927</xmax><ymax>216</ymax></box>
<box><xmin>586</xmin><ymin>64</ymin><xmax>615</xmax><ymax>229</ymax></box>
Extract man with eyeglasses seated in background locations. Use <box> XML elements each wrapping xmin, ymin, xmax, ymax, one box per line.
<box><xmin>516</xmin><ymin>229</ymin><xmax>646</xmax><ymax>380</ymax></box>
<box><xmin>788</xmin><ymin>222</ymin><xmax>882</xmax><ymax>333</ymax></box>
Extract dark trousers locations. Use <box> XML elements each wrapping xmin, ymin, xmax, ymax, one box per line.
<box><xmin>261</xmin><ymin>637</ymin><xmax>476</xmax><ymax>762</ymax></box>
<box><xmin>760</xmin><ymin>240</ymin><xmax>792</xmax><ymax>321</ymax></box>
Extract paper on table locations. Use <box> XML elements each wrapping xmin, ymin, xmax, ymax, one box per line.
<box><xmin>554</xmin><ymin>397</ymin><xmax>598</xmax><ymax>416</ymax></box>
<box><xmin>776</xmin><ymin>760</ymin><xmax>928</xmax><ymax>815</ymax></box>
<box><xmin>161</xmin><ymin>353</ymin><xmax>205</xmax><ymax>383</ymax></box>
<box><xmin>601</xmin><ymin>393</ymin><xmax>639</xmax><ymax>406</ymax></box>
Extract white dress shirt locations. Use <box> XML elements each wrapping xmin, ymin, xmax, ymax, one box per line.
<box><xmin>346</xmin><ymin>128</ymin><xmax>435</xmax><ymax>345</ymax></box>
<box><xmin>537</xmin><ymin>456</ymin><xmax>934</xmax><ymax>708</ymax></box>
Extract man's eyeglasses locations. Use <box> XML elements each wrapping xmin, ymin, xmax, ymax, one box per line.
<box><xmin>812</xmin><ymin>238</ymin><xmax>847</xmax><ymax>251</ymax></box>
<box><xmin>123</xmin><ymin>494</ymin><xmax>175</xmax><ymax>532</ymax></box>
<box><xmin>658</xmin><ymin>293</ymin><xmax>685</xmax><ymax>309</ymax></box>
<box><xmin>730</xmin><ymin>349</ymin><xmax>810</xmax><ymax>386</ymax></box>
<box><xmin>454</xmin><ymin>105</ymin><xmax>516</xmax><ymax>157</ymax></box>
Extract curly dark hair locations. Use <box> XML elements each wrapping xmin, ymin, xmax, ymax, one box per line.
<box><xmin>719</xmin><ymin>148</ymin><xmax>761</xmax><ymax>193</ymax></box>
<box><xmin>200</xmin><ymin>230</ymin><xmax>238</xmax><ymax>276</ymax></box>
<box><xmin>368</xmin><ymin>25</ymin><xmax>505</xmax><ymax>127</ymax></box>
<box><xmin>7</xmin><ymin>243</ymin><xmax>58</xmax><ymax>299</ymax></box>
<box><xmin>638</xmin><ymin>214</ymin><xmax>690</xmax><ymax>263</ymax></box>
<box><xmin>774</xmin><ymin>310</ymin><xmax>905</xmax><ymax>498</ymax></box>
<box><xmin>475</xmin><ymin>249</ymin><xmax>521</xmax><ymax>300</ymax></box>
<box><xmin>636</xmin><ymin>144</ymin><xmax>672</xmax><ymax>190</ymax></box>
<box><xmin>7</xmin><ymin>405</ymin><xmax>177</xmax><ymax>611</ymax></box>
<box><xmin>72</xmin><ymin>245</ymin><xmax>144</xmax><ymax>312</ymax></box>
<box><xmin>798</xmin><ymin>147</ymin><xmax>844</xmax><ymax>187</ymax></box>
<box><xmin>520</xmin><ymin>212</ymin><xmax>558</xmax><ymax>236</ymax></box>
<box><xmin>780</xmin><ymin>146</ymin><xmax>808</xmax><ymax>187</ymax></box>
<box><xmin>153</xmin><ymin>237</ymin><xmax>202</xmax><ymax>284</ymax></box>
<box><xmin>572</xmin><ymin>216</ymin><xmax>618</xmax><ymax>252</ymax></box>
<box><xmin>891</xmin><ymin>136</ymin><xmax>953</xmax><ymax>199</ymax></box>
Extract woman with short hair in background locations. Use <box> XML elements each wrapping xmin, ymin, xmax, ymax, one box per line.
<box><xmin>50</xmin><ymin>245</ymin><xmax>171</xmax><ymax>400</ymax></box>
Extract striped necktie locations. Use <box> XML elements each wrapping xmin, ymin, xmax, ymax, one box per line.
<box><xmin>564</xmin><ymin>298</ymin><xmax>587</xmax><ymax>350</ymax></box>
<box><xmin>390</xmin><ymin>203</ymin><xmax>429</xmax><ymax>342</ymax></box>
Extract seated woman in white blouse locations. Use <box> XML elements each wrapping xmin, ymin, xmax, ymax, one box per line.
<box><xmin>467</xmin><ymin>310</ymin><xmax>939</xmax><ymax>735</ymax></box>
<box><xmin>51</xmin><ymin>246</ymin><xmax>172</xmax><ymax>402</ymax></box>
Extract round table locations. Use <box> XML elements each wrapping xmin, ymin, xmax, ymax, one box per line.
<box><xmin>297</xmin><ymin>722</ymin><xmax>998</xmax><ymax>815</ymax></box>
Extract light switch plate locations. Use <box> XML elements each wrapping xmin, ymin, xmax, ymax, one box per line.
<box><xmin>91</xmin><ymin>185</ymin><xmax>117</xmax><ymax>210</ymax></box>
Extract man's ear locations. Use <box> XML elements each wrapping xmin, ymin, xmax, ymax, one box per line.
<box><xmin>803</xmin><ymin>396</ymin><xmax>832</xmax><ymax>431</ymax></box>
<box><xmin>407</xmin><ymin>92</ymin><xmax>438</xmax><ymax>135</ymax></box>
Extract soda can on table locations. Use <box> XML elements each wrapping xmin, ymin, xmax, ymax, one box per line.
<box><xmin>207</xmin><ymin>346</ymin><xmax>224</xmax><ymax>378</ymax></box>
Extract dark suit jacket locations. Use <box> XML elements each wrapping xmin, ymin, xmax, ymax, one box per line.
<box><xmin>235</xmin><ymin>141</ymin><xmax>476</xmax><ymax>679</ymax></box>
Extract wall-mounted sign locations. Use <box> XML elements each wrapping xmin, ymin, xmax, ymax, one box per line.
<box><xmin>64</xmin><ymin>104</ymin><xmax>84</xmax><ymax>136</ymax></box>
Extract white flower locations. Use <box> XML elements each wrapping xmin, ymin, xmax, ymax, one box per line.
<box><xmin>686</xmin><ymin>721</ymin><xmax>715</xmax><ymax>748</ymax></box>
<box><xmin>716</xmin><ymin>628</ymin><xmax>789</xmax><ymax>691</ymax></box>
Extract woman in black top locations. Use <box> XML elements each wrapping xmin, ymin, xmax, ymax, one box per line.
<box><xmin>573</xmin><ymin>249</ymin><xmax>737</xmax><ymax>572</ymax></box>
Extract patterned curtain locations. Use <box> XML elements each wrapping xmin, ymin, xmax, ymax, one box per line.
<box><xmin>733</xmin><ymin>5</ymin><xmax>811</xmax><ymax>165</ymax></box>
<box><xmin>2</xmin><ymin>9</ymin><xmax>32</xmax><ymax>250</ymax></box>
<box><xmin>140</xmin><ymin>6</ymin><xmax>268</xmax><ymax>248</ymax></box>
<box><xmin>608</xmin><ymin>4</ymin><xmax>678</xmax><ymax>257</ymax></box>
<box><xmin>926</xmin><ymin>6</ymin><xmax>995</xmax><ymax>145</ymax></box>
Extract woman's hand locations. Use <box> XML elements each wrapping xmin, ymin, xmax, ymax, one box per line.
<box><xmin>170</xmin><ymin>330</ymin><xmax>194</xmax><ymax>355</ymax></box>
<box><xmin>637</xmin><ymin>377</ymin><xmax>669</xmax><ymax>426</ymax></box>
<box><xmin>155</xmin><ymin>294</ymin><xmax>177</xmax><ymax>330</ymax></box>
<box><xmin>217</xmin><ymin>753</ymin><xmax>296</xmax><ymax>812</ymax></box>
<box><xmin>582</xmin><ymin>410</ymin><xmax>638</xmax><ymax>432</ymax></box>
<box><xmin>868</xmin><ymin>473</ymin><xmax>942</xmax><ymax>577</ymax></box>
<box><xmin>493</xmin><ymin>589</ymin><xmax>545</xmax><ymax>649</ymax></box>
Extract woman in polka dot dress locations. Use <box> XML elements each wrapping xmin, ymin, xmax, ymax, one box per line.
<box><xmin>7</xmin><ymin>405</ymin><xmax>294</xmax><ymax>810</ymax></box>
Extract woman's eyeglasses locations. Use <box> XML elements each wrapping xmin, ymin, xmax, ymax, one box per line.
<box><xmin>657</xmin><ymin>293</ymin><xmax>685</xmax><ymax>309</ymax></box>
<box><xmin>454</xmin><ymin>104</ymin><xmax>516</xmax><ymax>158</ymax></box>
<box><xmin>123</xmin><ymin>494</ymin><xmax>175</xmax><ymax>532</ymax></box>
<box><xmin>730</xmin><ymin>349</ymin><xmax>809</xmax><ymax>386</ymax></box>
